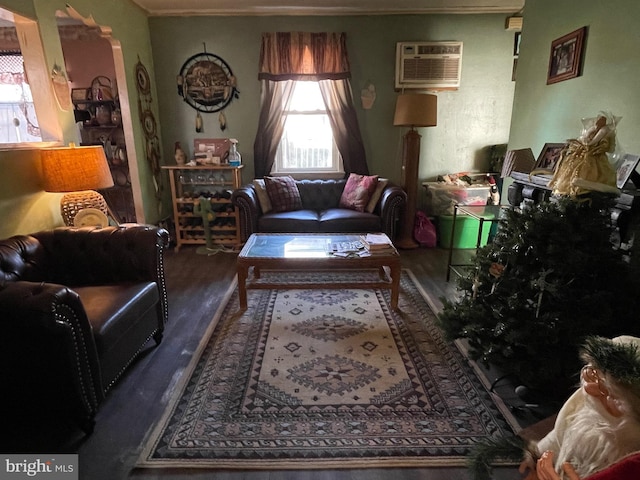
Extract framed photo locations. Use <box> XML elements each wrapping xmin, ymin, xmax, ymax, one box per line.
<box><xmin>534</xmin><ymin>143</ymin><xmax>566</xmax><ymax>172</ymax></box>
<box><xmin>616</xmin><ymin>153</ymin><xmax>640</xmax><ymax>189</ymax></box>
<box><xmin>514</xmin><ymin>32</ymin><xmax>521</xmax><ymax>56</ymax></box>
<box><xmin>547</xmin><ymin>27</ymin><xmax>587</xmax><ymax>85</ymax></box>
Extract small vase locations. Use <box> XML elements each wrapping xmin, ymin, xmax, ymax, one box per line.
<box><xmin>95</xmin><ymin>105</ymin><xmax>111</xmax><ymax>126</ymax></box>
<box><xmin>111</xmin><ymin>108</ymin><xmax>122</xmax><ymax>126</ymax></box>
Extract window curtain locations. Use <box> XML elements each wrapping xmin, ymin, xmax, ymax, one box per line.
<box><xmin>253</xmin><ymin>32</ymin><xmax>368</xmax><ymax>178</ymax></box>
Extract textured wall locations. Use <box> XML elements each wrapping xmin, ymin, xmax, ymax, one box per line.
<box><xmin>149</xmin><ymin>14</ymin><xmax>516</xmax><ymax>200</ymax></box>
<box><xmin>509</xmin><ymin>0</ymin><xmax>640</xmax><ymax>160</ymax></box>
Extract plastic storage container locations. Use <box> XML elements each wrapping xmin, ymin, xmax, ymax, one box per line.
<box><xmin>437</xmin><ymin>214</ymin><xmax>493</xmax><ymax>249</ymax></box>
<box><xmin>424</xmin><ymin>182</ymin><xmax>491</xmax><ymax>216</ymax></box>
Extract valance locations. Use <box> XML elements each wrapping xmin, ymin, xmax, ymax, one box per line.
<box><xmin>258</xmin><ymin>32</ymin><xmax>351</xmax><ymax>81</ymax></box>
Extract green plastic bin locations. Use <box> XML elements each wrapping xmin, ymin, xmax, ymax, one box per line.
<box><xmin>437</xmin><ymin>214</ymin><xmax>493</xmax><ymax>249</ymax></box>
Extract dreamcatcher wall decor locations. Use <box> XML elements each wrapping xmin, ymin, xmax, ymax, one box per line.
<box><xmin>176</xmin><ymin>45</ymin><xmax>239</xmax><ymax>132</ymax></box>
<box><xmin>134</xmin><ymin>56</ymin><xmax>163</xmax><ymax>206</ymax></box>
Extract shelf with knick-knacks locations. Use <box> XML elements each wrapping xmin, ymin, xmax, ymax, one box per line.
<box><xmin>163</xmin><ymin>164</ymin><xmax>244</xmax><ymax>251</ymax></box>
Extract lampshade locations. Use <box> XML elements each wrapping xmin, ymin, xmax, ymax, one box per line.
<box><xmin>393</xmin><ymin>93</ymin><xmax>438</xmax><ymax>128</ymax></box>
<box><xmin>501</xmin><ymin>148</ymin><xmax>536</xmax><ymax>178</ymax></box>
<box><xmin>41</xmin><ymin>145</ymin><xmax>115</xmax><ymax>226</ymax></box>
<box><xmin>41</xmin><ymin>145</ymin><xmax>113</xmax><ymax>193</ymax></box>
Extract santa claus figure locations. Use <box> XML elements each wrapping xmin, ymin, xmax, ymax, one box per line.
<box><xmin>521</xmin><ymin>335</ymin><xmax>640</xmax><ymax>480</ymax></box>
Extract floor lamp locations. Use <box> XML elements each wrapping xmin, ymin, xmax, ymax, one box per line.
<box><xmin>41</xmin><ymin>144</ymin><xmax>117</xmax><ymax>226</ymax></box>
<box><xmin>393</xmin><ymin>93</ymin><xmax>437</xmax><ymax>249</ymax></box>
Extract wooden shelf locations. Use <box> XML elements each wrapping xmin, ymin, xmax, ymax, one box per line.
<box><xmin>163</xmin><ymin>164</ymin><xmax>244</xmax><ymax>251</ymax></box>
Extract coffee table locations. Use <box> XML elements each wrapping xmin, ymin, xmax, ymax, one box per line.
<box><xmin>236</xmin><ymin>233</ymin><xmax>401</xmax><ymax>310</ymax></box>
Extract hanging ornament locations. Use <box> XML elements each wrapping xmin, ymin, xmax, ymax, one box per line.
<box><xmin>219</xmin><ymin>111</ymin><xmax>227</xmax><ymax>131</ymax></box>
<box><xmin>177</xmin><ymin>45</ymin><xmax>239</xmax><ymax>114</ymax></box>
<box><xmin>196</xmin><ymin>112</ymin><xmax>203</xmax><ymax>133</ymax></box>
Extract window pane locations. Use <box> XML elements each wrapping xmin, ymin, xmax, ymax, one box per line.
<box><xmin>279</xmin><ymin>114</ymin><xmax>333</xmax><ymax>169</ymax></box>
<box><xmin>288</xmin><ymin>81</ymin><xmax>323</xmax><ymax>111</ymax></box>
<box><xmin>0</xmin><ymin>53</ymin><xmax>41</xmax><ymax>142</ymax></box>
<box><xmin>275</xmin><ymin>81</ymin><xmax>341</xmax><ymax>173</ymax></box>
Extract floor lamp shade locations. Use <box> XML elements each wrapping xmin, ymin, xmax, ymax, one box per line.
<box><xmin>41</xmin><ymin>145</ymin><xmax>114</xmax><ymax>226</ymax></box>
<box><xmin>393</xmin><ymin>94</ymin><xmax>437</xmax><ymax>249</ymax></box>
<box><xmin>393</xmin><ymin>94</ymin><xmax>438</xmax><ymax>128</ymax></box>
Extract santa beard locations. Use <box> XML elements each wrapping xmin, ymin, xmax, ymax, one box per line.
<box><xmin>543</xmin><ymin>388</ymin><xmax>640</xmax><ymax>479</ymax></box>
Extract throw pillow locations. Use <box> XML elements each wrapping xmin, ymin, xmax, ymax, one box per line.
<box><xmin>365</xmin><ymin>178</ymin><xmax>389</xmax><ymax>213</ymax></box>
<box><xmin>339</xmin><ymin>173</ymin><xmax>379</xmax><ymax>212</ymax></box>
<box><xmin>253</xmin><ymin>179</ymin><xmax>272</xmax><ymax>214</ymax></box>
<box><xmin>264</xmin><ymin>175</ymin><xmax>303</xmax><ymax>212</ymax></box>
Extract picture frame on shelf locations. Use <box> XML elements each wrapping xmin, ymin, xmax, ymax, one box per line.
<box><xmin>547</xmin><ymin>27</ymin><xmax>587</xmax><ymax>85</ymax></box>
<box><xmin>616</xmin><ymin>153</ymin><xmax>640</xmax><ymax>189</ymax></box>
<box><xmin>534</xmin><ymin>143</ymin><xmax>566</xmax><ymax>172</ymax></box>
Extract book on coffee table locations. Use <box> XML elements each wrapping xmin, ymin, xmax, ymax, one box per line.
<box><xmin>360</xmin><ymin>233</ymin><xmax>393</xmax><ymax>251</ymax></box>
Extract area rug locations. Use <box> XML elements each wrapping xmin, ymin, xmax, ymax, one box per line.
<box><xmin>138</xmin><ymin>269</ymin><xmax>518</xmax><ymax>469</ymax></box>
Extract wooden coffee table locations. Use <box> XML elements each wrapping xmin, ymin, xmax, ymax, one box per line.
<box><xmin>236</xmin><ymin>233</ymin><xmax>401</xmax><ymax>310</ymax></box>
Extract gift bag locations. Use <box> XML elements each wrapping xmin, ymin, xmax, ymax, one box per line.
<box><xmin>414</xmin><ymin>210</ymin><xmax>437</xmax><ymax>248</ymax></box>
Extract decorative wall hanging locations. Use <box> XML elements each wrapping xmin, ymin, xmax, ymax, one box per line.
<box><xmin>135</xmin><ymin>56</ymin><xmax>163</xmax><ymax>206</ymax></box>
<box><xmin>51</xmin><ymin>63</ymin><xmax>72</xmax><ymax>111</ymax></box>
<box><xmin>177</xmin><ymin>45</ymin><xmax>239</xmax><ymax>131</ymax></box>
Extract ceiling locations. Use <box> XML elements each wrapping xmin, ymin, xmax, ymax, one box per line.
<box><xmin>130</xmin><ymin>0</ymin><xmax>524</xmax><ymax>16</ymax></box>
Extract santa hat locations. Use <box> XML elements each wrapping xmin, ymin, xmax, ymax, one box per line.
<box><xmin>580</xmin><ymin>335</ymin><xmax>640</xmax><ymax>398</ymax></box>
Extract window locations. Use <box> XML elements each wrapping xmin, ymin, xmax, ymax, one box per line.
<box><xmin>272</xmin><ymin>81</ymin><xmax>342</xmax><ymax>175</ymax></box>
<box><xmin>0</xmin><ymin>52</ymin><xmax>41</xmax><ymax>142</ymax></box>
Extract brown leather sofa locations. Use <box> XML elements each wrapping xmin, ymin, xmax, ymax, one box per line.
<box><xmin>0</xmin><ymin>224</ymin><xmax>169</xmax><ymax>434</ymax></box>
<box><xmin>231</xmin><ymin>178</ymin><xmax>407</xmax><ymax>242</ymax></box>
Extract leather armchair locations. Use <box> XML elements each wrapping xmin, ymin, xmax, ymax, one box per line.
<box><xmin>0</xmin><ymin>224</ymin><xmax>169</xmax><ymax>433</ymax></box>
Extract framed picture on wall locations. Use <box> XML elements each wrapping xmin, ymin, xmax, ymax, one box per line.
<box><xmin>534</xmin><ymin>143</ymin><xmax>566</xmax><ymax>172</ymax></box>
<box><xmin>547</xmin><ymin>27</ymin><xmax>587</xmax><ymax>85</ymax></box>
<box><xmin>616</xmin><ymin>153</ymin><xmax>640</xmax><ymax>189</ymax></box>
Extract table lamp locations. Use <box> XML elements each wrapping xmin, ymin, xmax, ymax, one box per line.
<box><xmin>393</xmin><ymin>93</ymin><xmax>437</xmax><ymax>249</ymax></box>
<box><xmin>41</xmin><ymin>144</ymin><xmax>115</xmax><ymax>226</ymax></box>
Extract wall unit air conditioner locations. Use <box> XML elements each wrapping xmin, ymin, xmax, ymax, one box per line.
<box><xmin>395</xmin><ymin>42</ymin><xmax>463</xmax><ymax>90</ymax></box>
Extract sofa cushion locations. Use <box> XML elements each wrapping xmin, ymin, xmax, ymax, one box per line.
<box><xmin>318</xmin><ymin>208</ymin><xmax>382</xmax><ymax>233</ymax></box>
<box><xmin>257</xmin><ymin>210</ymin><xmax>321</xmax><ymax>232</ymax></box>
<box><xmin>366</xmin><ymin>178</ymin><xmax>389</xmax><ymax>213</ymax></box>
<box><xmin>297</xmin><ymin>179</ymin><xmax>344</xmax><ymax>210</ymax></box>
<box><xmin>74</xmin><ymin>283</ymin><xmax>159</xmax><ymax>358</ymax></box>
<box><xmin>253</xmin><ymin>179</ymin><xmax>272</xmax><ymax>214</ymax></box>
<box><xmin>265</xmin><ymin>176</ymin><xmax>303</xmax><ymax>212</ymax></box>
<box><xmin>339</xmin><ymin>173</ymin><xmax>379</xmax><ymax>212</ymax></box>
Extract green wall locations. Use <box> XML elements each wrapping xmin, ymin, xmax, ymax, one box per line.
<box><xmin>0</xmin><ymin>0</ymin><xmax>158</xmax><ymax>238</ymax></box>
<box><xmin>149</xmin><ymin>14</ymin><xmax>516</xmax><ymax>209</ymax></box>
<box><xmin>4</xmin><ymin>1</ymin><xmax>640</xmax><ymax>240</ymax></box>
<box><xmin>509</xmin><ymin>0</ymin><xmax>640</xmax><ymax>158</ymax></box>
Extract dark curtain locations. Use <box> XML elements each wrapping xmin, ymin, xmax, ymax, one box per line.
<box><xmin>253</xmin><ymin>80</ymin><xmax>294</xmax><ymax>178</ymax></box>
<box><xmin>253</xmin><ymin>32</ymin><xmax>368</xmax><ymax>178</ymax></box>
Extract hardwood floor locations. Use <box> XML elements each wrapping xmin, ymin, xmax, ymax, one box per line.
<box><xmin>11</xmin><ymin>246</ymin><xmax>540</xmax><ymax>480</ymax></box>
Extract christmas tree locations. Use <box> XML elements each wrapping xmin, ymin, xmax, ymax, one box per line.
<box><xmin>438</xmin><ymin>194</ymin><xmax>640</xmax><ymax>397</ymax></box>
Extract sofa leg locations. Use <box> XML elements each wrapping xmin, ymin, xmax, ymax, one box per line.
<box><xmin>153</xmin><ymin>331</ymin><xmax>163</xmax><ymax>345</ymax></box>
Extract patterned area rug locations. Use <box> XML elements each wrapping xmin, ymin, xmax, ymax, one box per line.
<box><xmin>138</xmin><ymin>269</ymin><xmax>517</xmax><ymax>469</ymax></box>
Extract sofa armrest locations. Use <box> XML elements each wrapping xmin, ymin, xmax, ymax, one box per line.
<box><xmin>378</xmin><ymin>183</ymin><xmax>407</xmax><ymax>241</ymax></box>
<box><xmin>32</xmin><ymin>224</ymin><xmax>170</xmax><ymax>329</ymax></box>
<box><xmin>232</xmin><ymin>184</ymin><xmax>260</xmax><ymax>242</ymax></box>
<box><xmin>0</xmin><ymin>281</ymin><xmax>104</xmax><ymax>430</ymax></box>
